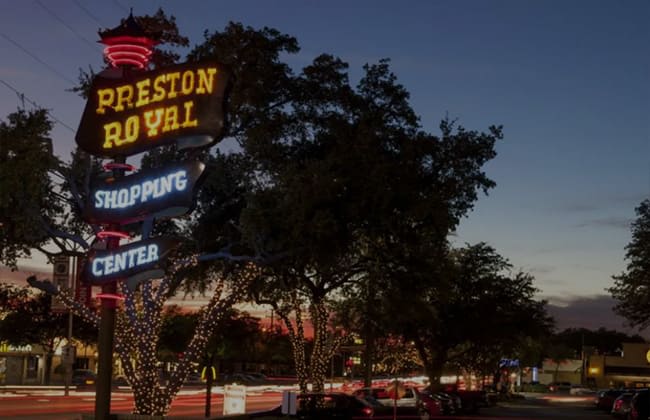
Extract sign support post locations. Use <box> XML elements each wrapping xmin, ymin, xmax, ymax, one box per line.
<box><xmin>95</xmin><ymin>157</ymin><xmax>127</xmax><ymax>420</ymax></box>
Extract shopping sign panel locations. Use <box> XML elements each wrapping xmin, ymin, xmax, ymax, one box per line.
<box><xmin>76</xmin><ymin>60</ymin><xmax>231</xmax><ymax>157</ymax></box>
<box><xmin>84</xmin><ymin>237</ymin><xmax>178</xmax><ymax>285</ymax></box>
<box><xmin>85</xmin><ymin>161</ymin><xmax>206</xmax><ymax>224</ymax></box>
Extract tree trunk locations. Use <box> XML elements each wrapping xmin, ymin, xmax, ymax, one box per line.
<box><xmin>44</xmin><ymin>351</ymin><xmax>53</xmax><ymax>385</ymax></box>
<box><xmin>309</xmin><ymin>301</ymin><xmax>329</xmax><ymax>393</ymax></box>
<box><xmin>424</xmin><ymin>351</ymin><xmax>447</xmax><ymax>392</ymax></box>
<box><xmin>362</xmin><ymin>284</ymin><xmax>376</xmax><ymax>387</ymax></box>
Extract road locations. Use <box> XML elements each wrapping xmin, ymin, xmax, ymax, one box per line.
<box><xmin>477</xmin><ymin>393</ymin><xmax>612</xmax><ymax>419</ymax></box>
<box><xmin>0</xmin><ymin>388</ymin><xmax>283</xmax><ymax>419</ymax></box>
<box><xmin>0</xmin><ymin>390</ymin><xmax>611</xmax><ymax>420</ymax></box>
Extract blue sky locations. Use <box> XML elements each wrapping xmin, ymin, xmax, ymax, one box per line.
<box><xmin>1</xmin><ymin>1</ymin><xmax>648</xmax><ymax>329</ymax></box>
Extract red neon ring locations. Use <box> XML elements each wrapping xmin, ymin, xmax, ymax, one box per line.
<box><xmin>103</xmin><ymin>162</ymin><xmax>137</xmax><ymax>172</ymax></box>
<box><xmin>96</xmin><ymin>293</ymin><xmax>125</xmax><ymax>301</ymax></box>
<box><xmin>97</xmin><ymin>231</ymin><xmax>131</xmax><ymax>240</ymax></box>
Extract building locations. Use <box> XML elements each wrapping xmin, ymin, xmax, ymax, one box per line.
<box><xmin>587</xmin><ymin>342</ymin><xmax>650</xmax><ymax>389</ymax></box>
<box><xmin>0</xmin><ymin>341</ymin><xmax>98</xmax><ymax>385</ymax></box>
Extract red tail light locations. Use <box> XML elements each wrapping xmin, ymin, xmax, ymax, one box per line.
<box><xmin>614</xmin><ymin>400</ymin><xmax>623</xmax><ymax>410</ymax></box>
<box><xmin>361</xmin><ymin>406</ymin><xmax>373</xmax><ymax>417</ymax></box>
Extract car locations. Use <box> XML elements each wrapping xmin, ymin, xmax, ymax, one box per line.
<box><xmin>113</xmin><ymin>375</ymin><xmax>129</xmax><ymax>387</ymax></box>
<box><xmin>222</xmin><ymin>372</ymin><xmax>258</xmax><ymax>384</ymax></box>
<box><xmin>353</xmin><ymin>386</ymin><xmax>418</xmax><ymax>407</ymax></box>
<box><xmin>548</xmin><ymin>381</ymin><xmax>572</xmax><ymax>392</ymax></box>
<box><xmin>595</xmin><ymin>389</ymin><xmax>626</xmax><ymax>411</ymax></box>
<box><xmin>611</xmin><ymin>391</ymin><xmax>636</xmax><ymax>419</ymax></box>
<box><xmin>569</xmin><ymin>384</ymin><xmax>594</xmax><ymax>395</ymax></box>
<box><xmin>294</xmin><ymin>393</ymin><xmax>385</xmax><ymax>419</ymax></box>
<box><xmin>630</xmin><ymin>389</ymin><xmax>649</xmax><ymax>420</ymax></box>
<box><xmin>244</xmin><ymin>372</ymin><xmax>268</xmax><ymax>382</ymax></box>
<box><xmin>414</xmin><ymin>388</ymin><xmax>451</xmax><ymax>416</ymax></box>
<box><xmin>443</xmin><ymin>387</ymin><xmax>490</xmax><ymax>413</ymax></box>
<box><xmin>71</xmin><ymin>369</ymin><xmax>96</xmax><ymax>387</ymax></box>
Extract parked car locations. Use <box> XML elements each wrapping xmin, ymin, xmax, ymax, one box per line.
<box><xmin>415</xmin><ymin>388</ymin><xmax>455</xmax><ymax>415</ymax></box>
<box><xmin>222</xmin><ymin>372</ymin><xmax>258</xmax><ymax>384</ymax></box>
<box><xmin>611</xmin><ymin>391</ymin><xmax>636</xmax><ymax>419</ymax></box>
<box><xmin>244</xmin><ymin>372</ymin><xmax>269</xmax><ymax>383</ymax></box>
<box><xmin>295</xmin><ymin>393</ymin><xmax>386</xmax><ymax>419</ymax></box>
<box><xmin>630</xmin><ymin>389</ymin><xmax>649</xmax><ymax>420</ymax></box>
<box><xmin>113</xmin><ymin>375</ymin><xmax>129</xmax><ymax>387</ymax></box>
<box><xmin>452</xmin><ymin>389</ymin><xmax>490</xmax><ymax>412</ymax></box>
<box><xmin>353</xmin><ymin>386</ymin><xmax>418</xmax><ymax>407</ymax></box>
<box><xmin>595</xmin><ymin>389</ymin><xmax>626</xmax><ymax>411</ymax></box>
<box><xmin>72</xmin><ymin>369</ymin><xmax>96</xmax><ymax>387</ymax></box>
<box><xmin>569</xmin><ymin>384</ymin><xmax>594</xmax><ymax>395</ymax></box>
<box><xmin>548</xmin><ymin>381</ymin><xmax>572</xmax><ymax>392</ymax></box>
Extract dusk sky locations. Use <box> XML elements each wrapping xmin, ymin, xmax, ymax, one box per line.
<box><xmin>1</xmin><ymin>1</ymin><xmax>648</xmax><ymax>332</ymax></box>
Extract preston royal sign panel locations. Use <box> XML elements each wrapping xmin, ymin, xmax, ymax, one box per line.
<box><xmin>85</xmin><ymin>161</ymin><xmax>206</xmax><ymax>224</ymax></box>
<box><xmin>84</xmin><ymin>236</ymin><xmax>178</xmax><ymax>285</ymax></box>
<box><xmin>76</xmin><ymin>60</ymin><xmax>231</xmax><ymax>157</ymax></box>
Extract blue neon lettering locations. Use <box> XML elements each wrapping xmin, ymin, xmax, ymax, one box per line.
<box><xmin>94</xmin><ymin>170</ymin><xmax>188</xmax><ymax>210</ymax></box>
<box><xmin>91</xmin><ymin>244</ymin><xmax>160</xmax><ymax>277</ymax></box>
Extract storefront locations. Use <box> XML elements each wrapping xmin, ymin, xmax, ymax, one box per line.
<box><xmin>587</xmin><ymin>342</ymin><xmax>650</xmax><ymax>389</ymax></box>
<box><xmin>0</xmin><ymin>342</ymin><xmax>45</xmax><ymax>385</ymax></box>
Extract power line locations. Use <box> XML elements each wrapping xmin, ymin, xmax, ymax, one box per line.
<box><xmin>112</xmin><ymin>0</ymin><xmax>130</xmax><ymax>14</ymax></box>
<box><xmin>0</xmin><ymin>32</ymin><xmax>77</xmax><ymax>86</ymax></box>
<box><xmin>72</xmin><ymin>0</ymin><xmax>106</xmax><ymax>27</ymax></box>
<box><xmin>34</xmin><ymin>0</ymin><xmax>102</xmax><ymax>54</ymax></box>
<box><xmin>0</xmin><ymin>78</ymin><xmax>76</xmax><ymax>133</ymax></box>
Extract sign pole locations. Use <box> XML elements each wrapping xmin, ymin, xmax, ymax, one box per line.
<box><xmin>64</xmin><ymin>256</ymin><xmax>75</xmax><ymax>397</ymax></box>
<box><xmin>95</xmin><ymin>157</ymin><xmax>125</xmax><ymax>420</ymax></box>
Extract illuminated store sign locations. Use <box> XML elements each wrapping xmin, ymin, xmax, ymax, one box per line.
<box><xmin>84</xmin><ymin>237</ymin><xmax>178</xmax><ymax>285</ymax></box>
<box><xmin>76</xmin><ymin>60</ymin><xmax>231</xmax><ymax>157</ymax></box>
<box><xmin>85</xmin><ymin>161</ymin><xmax>205</xmax><ymax>224</ymax></box>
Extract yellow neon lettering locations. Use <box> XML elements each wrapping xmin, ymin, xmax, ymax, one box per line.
<box><xmin>102</xmin><ymin>121</ymin><xmax>120</xmax><ymax>149</ymax></box>
<box><xmin>135</xmin><ymin>79</ymin><xmax>151</xmax><ymax>108</ymax></box>
<box><xmin>196</xmin><ymin>68</ymin><xmax>217</xmax><ymax>94</ymax></box>
<box><xmin>96</xmin><ymin>88</ymin><xmax>115</xmax><ymax>114</ymax></box>
<box><xmin>144</xmin><ymin>108</ymin><xmax>164</xmax><ymax>137</ymax></box>
<box><xmin>152</xmin><ymin>74</ymin><xmax>166</xmax><ymax>103</ymax></box>
<box><xmin>181</xmin><ymin>70</ymin><xmax>195</xmax><ymax>95</ymax></box>
<box><xmin>162</xmin><ymin>105</ymin><xmax>180</xmax><ymax>133</ymax></box>
<box><xmin>166</xmin><ymin>72</ymin><xmax>181</xmax><ymax>99</ymax></box>
<box><xmin>181</xmin><ymin>101</ymin><xmax>198</xmax><ymax>128</ymax></box>
<box><xmin>115</xmin><ymin>85</ymin><xmax>134</xmax><ymax>112</ymax></box>
<box><xmin>123</xmin><ymin>116</ymin><xmax>139</xmax><ymax>145</ymax></box>
<box><xmin>102</xmin><ymin>116</ymin><xmax>139</xmax><ymax>149</ymax></box>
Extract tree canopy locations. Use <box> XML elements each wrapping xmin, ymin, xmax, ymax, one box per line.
<box><xmin>610</xmin><ymin>200</ymin><xmax>650</xmax><ymax>328</ymax></box>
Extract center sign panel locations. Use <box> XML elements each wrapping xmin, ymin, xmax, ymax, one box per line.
<box><xmin>84</xmin><ymin>236</ymin><xmax>179</xmax><ymax>285</ymax></box>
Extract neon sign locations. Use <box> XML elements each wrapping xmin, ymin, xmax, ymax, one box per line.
<box><xmin>84</xmin><ymin>237</ymin><xmax>178</xmax><ymax>285</ymax></box>
<box><xmin>85</xmin><ymin>161</ymin><xmax>205</xmax><ymax>224</ymax></box>
<box><xmin>76</xmin><ymin>60</ymin><xmax>231</xmax><ymax>157</ymax></box>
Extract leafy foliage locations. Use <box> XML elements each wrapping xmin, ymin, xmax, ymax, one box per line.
<box><xmin>0</xmin><ymin>109</ymin><xmax>63</xmax><ymax>268</ymax></box>
<box><xmin>369</xmin><ymin>243</ymin><xmax>553</xmax><ymax>385</ymax></box>
<box><xmin>610</xmin><ymin>200</ymin><xmax>650</xmax><ymax>328</ymax></box>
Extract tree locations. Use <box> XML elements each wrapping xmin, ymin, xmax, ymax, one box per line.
<box><xmin>553</xmin><ymin>327</ymin><xmax>645</xmax><ymax>357</ymax></box>
<box><xmin>0</xmin><ymin>109</ymin><xmax>67</xmax><ymax>267</ymax></box>
<box><xmin>378</xmin><ymin>243</ymin><xmax>553</xmax><ymax>389</ymax></box>
<box><xmin>609</xmin><ymin>199</ymin><xmax>650</xmax><ymax>328</ymax></box>
<box><xmin>0</xmin><ymin>283</ymin><xmax>96</xmax><ymax>384</ymax></box>
<box><xmin>237</xmin><ymin>54</ymin><xmax>503</xmax><ymax>392</ymax></box>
